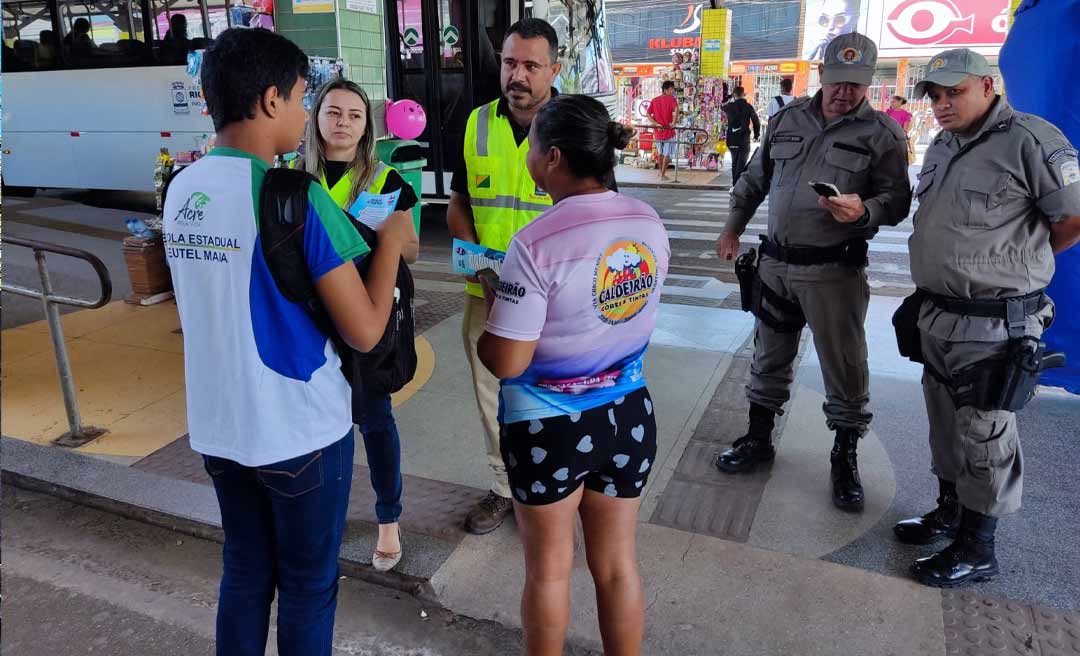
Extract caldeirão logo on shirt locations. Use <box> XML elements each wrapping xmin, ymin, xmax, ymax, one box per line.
<box><xmin>174</xmin><ymin>192</ymin><xmax>211</xmax><ymax>226</ymax></box>
<box><xmin>593</xmin><ymin>239</ymin><xmax>658</xmax><ymax>325</ymax></box>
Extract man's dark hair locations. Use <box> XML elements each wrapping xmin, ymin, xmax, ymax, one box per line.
<box><xmin>662</xmin><ymin>80</ymin><xmax>675</xmax><ymax>92</ymax></box>
<box><xmin>504</xmin><ymin>18</ymin><xmax>559</xmax><ymax>65</ymax></box>
<box><xmin>73</xmin><ymin>17</ymin><xmax>90</xmax><ymax>34</ymax></box>
<box><xmin>201</xmin><ymin>28</ymin><xmax>309</xmax><ymax>132</ymax></box>
<box><xmin>733</xmin><ymin>85</ymin><xmax>745</xmax><ymax>98</ymax></box>
<box><xmin>780</xmin><ymin>78</ymin><xmax>793</xmax><ymax>94</ymax></box>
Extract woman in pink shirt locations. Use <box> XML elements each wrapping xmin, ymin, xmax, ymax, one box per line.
<box><xmin>886</xmin><ymin>96</ymin><xmax>915</xmax><ymax>163</ymax></box>
<box><xmin>478</xmin><ymin>95</ymin><xmax>670</xmax><ymax>656</ymax></box>
<box><xmin>886</xmin><ymin>95</ymin><xmax>913</xmax><ymax>130</ymax></box>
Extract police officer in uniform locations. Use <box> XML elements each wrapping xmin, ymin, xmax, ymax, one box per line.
<box><xmin>893</xmin><ymin>49</ymin><xmax>1080</xmax><ymax>587</ymax></box>
<box><xmin>446</xmin><ymin>18</ymin><xmax>560</xmax><ymax>534</ymax></box>
<box><xmin>715</xmin><ymin>33</ymin><xmax>911</xmax><ymax>511</ymax></box>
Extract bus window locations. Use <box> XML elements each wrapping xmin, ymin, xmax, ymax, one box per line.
<box><xmin>3</xmin><ymin>0</ymin><xmax>59</xmax><ymax>70</ymax></box>
<box><xmin>57</xmin><ymin>0</ymin><xmax>150</xmax><ymax>67</ymax></box>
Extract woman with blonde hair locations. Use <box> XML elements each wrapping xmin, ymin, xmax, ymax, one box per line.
<box><xmin>302</xmin><ymin>78</ymin><xmax>419</xmax><ymax>571</ymax></box>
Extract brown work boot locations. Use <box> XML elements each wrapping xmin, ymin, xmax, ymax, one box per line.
<box><xmin>464</xmin><ymin>491</ymin><xmax>514</xmax><ymax>535</ymax></box>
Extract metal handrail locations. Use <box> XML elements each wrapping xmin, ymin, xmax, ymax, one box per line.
<box><xmin>630</xmin><ymin>124</ymin><xmax>712</xmax><ymax>183</ymax></box>
<box><xmin>5</xmin><ymin>236</ymin><xmax>113</xmax><ymax>447</ymax></box>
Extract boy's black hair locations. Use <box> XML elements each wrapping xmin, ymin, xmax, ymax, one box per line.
<box><xmin>504</xmin><ymin>18</ymin><xmax>559</xmax><ymax>65</ymax></box>
<box><xmin>780</xmin><ymin>78</ymin><xmax>793</xmax><ymax>93</ymax></box>
<box><xmin>662</xmin><ymin>80</ymin><xmax>676</xmax><ymax>92</ymax></box>
<box><xmin>201</xmin><ymin>28</ymin><xmax>310</xmax><ymax>132</ymax></box>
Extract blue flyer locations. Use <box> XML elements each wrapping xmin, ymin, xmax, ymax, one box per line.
<box><xmin>452</xmin><ymin>238</ymin><xmax>506</xmax><ymax>276</ymax></box>
<box><xmin>349</xmin><ymin>189</ymin><xmax>401</xmax><ymax>229</ymax></box>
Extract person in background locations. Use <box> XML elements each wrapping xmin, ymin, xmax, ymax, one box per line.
<box><xmin>301</xmin><ymin>78</ymin><xmax>420</xmax><ymax>572</ymax></box>
<box><xmin>164</xmin><ymin>28</ymin><xmax>415</xmax><ymax>654</ymax></box>
<box><xmin>886</xmin><ymin>95</ymin><xmax>915</xmax><ymax>163</ymax></box>
<box><xmin>647</xmin><ymin>80</ymin><xmax>679</xmax><ymax>181</ymax></box>
<box><xmin>478</xmin><ymin>94</ymin><xmax>669</xmax><ymax>656</ymax></box>
<box><xmin>160</xmin><ymin>14</ymin><xmax>191</xmax><ymax>64</ymax></box>
<box><xmin>886</xmin><ymin>95</ymin><xmax>912</xmax><ymax>130</ymax></box>
<box><xmin>446</xmin><ymin>18</ymin><xmax>561</xmax><ymax>535</ymax></box>
<box><xmin>766</xmin><ymin>78</ymin><xmax>795</xmax><ymax>119</ymax></box>
<box><xmin>65</xmin><ymin>17</ymin><xmax>95</xmax><ymax>57</ymax></box>
<box><xmin>38</xmin><ymin>30</ymin><xmax>57</xmax><ymax>66</ymax></box>
<box><xmin>722</xmin><ymin>85</ymin><xmax>761</xmax><ymax>186</ymax></box>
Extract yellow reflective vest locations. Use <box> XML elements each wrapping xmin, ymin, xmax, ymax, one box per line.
<box><xmin>463</xmin><ymin>99</ymin><xmax>552</xmax><ymax>297</ymax></box>
<box><xmin>289</xmin><ymin>158</ymin><xmax>394</xmax><ymax>209</ymax></box>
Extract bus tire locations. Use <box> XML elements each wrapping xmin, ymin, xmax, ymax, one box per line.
<box><xmin>2</xmin><ymin>178</ymin><xmax>36</xmax><ymax>197</ymax></box>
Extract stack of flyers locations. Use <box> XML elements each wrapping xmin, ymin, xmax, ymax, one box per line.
<box><xmin>348</xmin><ymin>189</ymin><xmax>401</xmax><ymax>229</ymax></box>
<box><xmin>452</xmin><ymin>239</ymin><xmax>505</xmax><ymax>276</ymax></box>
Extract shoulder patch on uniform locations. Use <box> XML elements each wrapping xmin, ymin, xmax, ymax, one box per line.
<box><xmin>874</xmin><ymin>112</ymin><xmax>908</xmax><ymax>141</ymax></box>
<box><xmin>1047</xmin><ymin>147</ymin><xmax>1078</xmax><ymax>165</ymax></box>
<box><xmin>1061</xmin><ymin>161</ymin><xmax>1080</xmax><ymax>186</ymax></box>
<box><xmin>1014</xmin><ymin>112</ymin><xmax>1067</xmax><ymax>144</ymax></box>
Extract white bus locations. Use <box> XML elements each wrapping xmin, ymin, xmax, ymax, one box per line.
<box><xmin>2</xmin><ymin>0</ymin><xmax>231</xmax><ymax>194</ymax></box>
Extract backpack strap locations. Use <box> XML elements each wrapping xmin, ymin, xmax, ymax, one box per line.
<box><xmin>775</xmin><ymin>95</ymin><xmax>786</xmax><ymax>108</ymax></box>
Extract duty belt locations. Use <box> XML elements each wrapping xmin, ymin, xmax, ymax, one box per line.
<box><xmin>758</xmin><ymin>236</ymin><xmax>868</xmax><ymax>267</ymax></box>
<box><xmin>920</xmin><ymin>288</ymin><xmax>1046</xmax><ymax>339</ymax></box>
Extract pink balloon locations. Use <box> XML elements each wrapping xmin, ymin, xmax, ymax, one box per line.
<box><xmin>386</xmin><ymin>99</ymin><xmax>427</xmax><ymax>140</ymax></box>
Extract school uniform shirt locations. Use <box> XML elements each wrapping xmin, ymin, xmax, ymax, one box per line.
<box><xmin>163</xmin><ymin>147</ymin><xmax>370</xmax><ymax>467</ymax></box>
<box><xmin>485</xmin><ymin>190</ymin><xmax>671</xmax><ymax>424</ymax></box>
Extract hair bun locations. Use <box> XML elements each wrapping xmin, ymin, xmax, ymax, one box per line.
<box><xmin>607</xmin><ymin>121</ymin><xmax>635</xmax><ymax>151</ymax></box>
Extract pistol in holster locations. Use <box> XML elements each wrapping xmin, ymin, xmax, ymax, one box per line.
<box><xmin>734</xmin><ymin>248</ymin><xmax>806</xmax><ymax>333</ymax></box>
<box><xmin>950</xmin><ymin>337</ymin><xmax>1066</xmax><ymax>412</ymax></box>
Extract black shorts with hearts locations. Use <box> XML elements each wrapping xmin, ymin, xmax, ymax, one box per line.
<box><xmin>500</xmin><ymin>387</ymin><xmax>658</xmax><ymax>506</ymax></box>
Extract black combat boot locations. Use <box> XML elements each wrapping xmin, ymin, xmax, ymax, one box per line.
<box><xmin>894</xmin><ymin>479</ymin><xmax>961</xmax><ymax>545</ymax></box>
<box><xmin>830</xmin><ymin>428</ymin><xmax>864</xmax><ymax>512</ymax></box>
<box><xmin>912</xmin><ymin>507</ymin><xmax>999</xmax><ymax>588</ymax></box>
<box><xmin>715</xmin><ymin>403</ymin><xmax>776</xmax><ymax>473</ymax></box>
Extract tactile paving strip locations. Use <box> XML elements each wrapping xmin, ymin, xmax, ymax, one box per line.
<box><xmin>941</xmin><ymin>590</ymin><xmax>1080</xmax><ymax>656</ymax></box>
<box><xmin>648</xmin><ymin>332</ymin><xmax>810</xmax><ymax>542</ymax></box>
<box><xmin>133</xmin><ymin>436</ymin><xmax>488</xmax><ymax>543</ymax></box>
<box><xmin>413</xmin><ymin>289</ymin><xmax>465</xmax><ymax>334</ymax></box>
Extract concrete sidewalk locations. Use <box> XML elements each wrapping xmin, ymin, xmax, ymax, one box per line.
<box><xmin>4</xmin><ymin>192</ymin><xmax>1079</xmax><ymax>655</ymax></box>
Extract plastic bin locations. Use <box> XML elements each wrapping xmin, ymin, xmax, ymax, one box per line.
<box><xmin>375</xmin><ymin>139</ymin><xmax>427</xmax><ymax>232</ymax></box>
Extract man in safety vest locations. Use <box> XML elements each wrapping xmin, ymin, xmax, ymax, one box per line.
<box><xmin>447</xmin><ymin>18</ymin><xmax>561</xmax><ymax>534</ymax></box>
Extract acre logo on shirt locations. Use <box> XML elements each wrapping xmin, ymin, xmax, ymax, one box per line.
<box><xmin>173</xmin><ymin>192</ymin><xmax>211</xmax><ymax>227</ymax></box>
<box><xmin>593</xmin><ymin>239</ymin><xmax>658</xmax><ymax>325</ymax></box>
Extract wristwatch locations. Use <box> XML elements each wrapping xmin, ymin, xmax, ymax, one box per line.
<box><xmin>853</xmin><ymin>208</ymin><xmax>871</xmax><ymax>228</ymax></box>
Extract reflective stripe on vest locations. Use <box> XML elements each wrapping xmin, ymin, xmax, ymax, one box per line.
<box><xmin>463</xmin><ymin>100</ymin><xmax>552</xmax><ymax>296</ymax></box>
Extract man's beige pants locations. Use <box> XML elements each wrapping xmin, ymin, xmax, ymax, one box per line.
<box><xmin>462</xmin><ymin>294</ymin><xmax>511</xmax><ymax>499</ymax></box>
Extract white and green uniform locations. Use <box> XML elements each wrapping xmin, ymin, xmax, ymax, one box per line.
<box><xmin>164</xmin><ymin>147</ymin><xmax>370</xmax><ymax>467</ymax></box>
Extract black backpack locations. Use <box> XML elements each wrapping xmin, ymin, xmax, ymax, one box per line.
<box><xmin>257</xmin><ymin>167</ymin><xmax>417</xmax><ymax>415</ymax></box>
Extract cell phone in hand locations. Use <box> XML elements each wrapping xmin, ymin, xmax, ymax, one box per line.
<box><xmin>476</xmin><ymin>267</ymin><xmax>500</xmax><ymax>290</ymax></box>
<box><xmin>809</xmin><ymin>181</ymin><xmax>841</xmax><ymax>198</ymax></box>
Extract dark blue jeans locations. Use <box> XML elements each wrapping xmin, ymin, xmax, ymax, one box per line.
<box><xmin>356</xmin><ymin>393</ymin><xmax>403</xmax><ymax>524</ymax></box>
<box><xmin>203</xmin><ymin>432</ymin><xmax>354</xmax><ymax>656</ymax></box>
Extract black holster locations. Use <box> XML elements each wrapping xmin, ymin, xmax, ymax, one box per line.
<box><xmin>892</xmin><ymin>289</ymin><xmax>927</xmax><ymax>364</ymax></box>
<box><xmin>734</xmin><ymin>248</ymin><xmax>806</xmax><ymax>333</ymax></box>
<box><xmin>948</xmin><ymin>337</ymin><xmax>1065</xmax><ymax>412</ymax></box>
